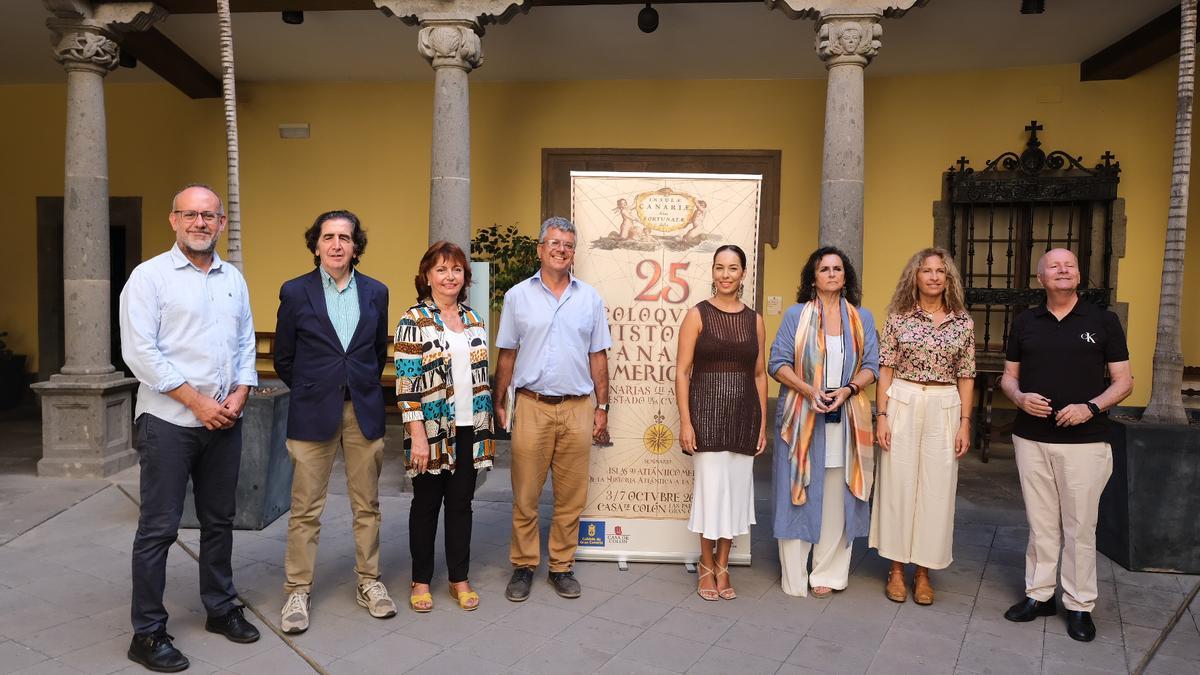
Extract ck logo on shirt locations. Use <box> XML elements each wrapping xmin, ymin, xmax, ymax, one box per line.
<box><xmin>1080</xmin><ymin>332</ymin><xmax>1097</xmax><ymax>344</ymax></box>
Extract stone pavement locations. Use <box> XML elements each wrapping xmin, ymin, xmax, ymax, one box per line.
<box><xmin>0</xmin><ymin>440</ymin><xmax>1197</xmax><ymax>674</ymax></box>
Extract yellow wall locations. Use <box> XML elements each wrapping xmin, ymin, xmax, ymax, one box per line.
<box><xmin>2</xmin><ymin>59</ymin><xmax>1196</xmax><ymax>406</ymax></box>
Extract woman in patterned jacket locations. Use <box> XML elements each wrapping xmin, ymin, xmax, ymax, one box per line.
<box><xmin>395</xmin><ymin>241</ymin><xmax>494</xmax><ymax>613</ymax></box>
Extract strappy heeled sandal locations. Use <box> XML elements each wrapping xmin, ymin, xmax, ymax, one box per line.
<box><xmin>409</xmin><ymin>582</ymin><xmax>433</xmax><ymax>613</ymax></box>
<box><xmin>716</xmin><ymin>564</ymin><xmax>737</xmax><ymax>600</ymax></box>
<box><xmin>449</xmin><ymin>583</ymin><xmax>480</xmax><ymax>611</ymax></box>
<box><xmin>696</xmin><ymin>562</ymin><xmax>719</xmax><ymax>601</ymax></box>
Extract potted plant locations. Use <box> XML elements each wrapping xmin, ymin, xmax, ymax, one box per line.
<box><xmin>1097</xmin><ymin>3</ymin><xmax>1200</xmax><ymax>574</ymax></box>
<box><xmin>472</xmin><ymin>223</ymin><xmax>540</xmax><ymax>314</ymax></box>
<box><xmin>0</xmin><ymin>332</ymin><xmax>29</xmax><ymax>410</ymax></box>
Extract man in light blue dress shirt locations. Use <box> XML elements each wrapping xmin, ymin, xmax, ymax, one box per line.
<box><xmin>119</xmin><ymin>184</ymin><xmax>260</xmax><ymax>672</ymax></box>
<box><xmin>495</xmin><ymin>217</ymin><xmax>612</xmax><ymax>602</ymax></box>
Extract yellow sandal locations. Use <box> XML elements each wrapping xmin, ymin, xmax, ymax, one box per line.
<box><xmin>449</xmin><ymin>584</ymin><xmax>480</xmax><ymax>611</ymax></box>
<box><xmin>410</xmin><ymin>582</ymin><xmax>433</xmax><ymax>613</ymax></box>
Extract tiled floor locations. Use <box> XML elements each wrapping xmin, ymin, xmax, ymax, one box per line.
<box><xmin>0</xmin><ymin>454</ymin><xmax>1196</xmax><ymax>675</ymax></box>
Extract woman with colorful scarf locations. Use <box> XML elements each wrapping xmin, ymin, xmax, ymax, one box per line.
<box><xmin>770</xmin><ymin>247</ymin><xmax>879</xmax><ymax>598</ymax></box>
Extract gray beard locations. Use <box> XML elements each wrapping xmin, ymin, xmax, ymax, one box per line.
<box><xmin>185</xmin><ymin>238</ymin><xmax>218</xmax><ymax>255</ymax></box>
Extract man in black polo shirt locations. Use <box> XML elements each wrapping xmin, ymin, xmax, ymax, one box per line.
<box><xmin>999</xmin><ymin>248</ymin><xmax>1133</xmax><ymax>643</ymax></box>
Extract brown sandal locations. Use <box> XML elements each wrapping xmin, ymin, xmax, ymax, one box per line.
<box><xmin>885</xmin><ymin>568</ymin><xmax>908</xmax><ymax>603</ymax></box>
<box><xmin>716</xmin><ymin>564</ymin><xmax>737</xmax><ymax>600</ymax></box>
<box><xmin>913</xmin><ymin>571</ymin><xmax>934</xmax><ymax>605</ymax></box>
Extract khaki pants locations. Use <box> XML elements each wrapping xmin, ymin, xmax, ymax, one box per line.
<box><xmin>869</xmin><ymin>379</ymin><xmax>960</xmax><ymax>570</ymax></box>
<box><xmin>779</xmin><ymin>465</ymin><xmax>853</xmax><ymax>597</ymax></box>
<box><xmin>1013</xmin><ymin>435</ymin><xmax>1112</xmax><ymax>612</ymax></box>
<box><xmin>510</xmin><ymin>394</ymin><xmax>592</xmax><ymax>572</ymax></box>
<box><xmin>284</xmin><ymin>401</ymin><xmax>384</xmax><ymax>593</ymax></box>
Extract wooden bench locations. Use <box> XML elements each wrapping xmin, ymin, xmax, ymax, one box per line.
<box><xmin>255</xmin><ymin>331</ymin><xmax>400</xmax><ymax>410</ymax></box>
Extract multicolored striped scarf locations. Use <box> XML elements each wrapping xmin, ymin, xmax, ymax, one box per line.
<box><xmin>779</xmin><ymin>300</ymin><xmax>876</xmax><ymax>506</ymax></box>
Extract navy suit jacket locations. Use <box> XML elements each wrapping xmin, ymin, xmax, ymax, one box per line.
<box><xmin>273</xmin><ymin>268</ymin><xmax>389</xmax><ymax>441</ymax></box>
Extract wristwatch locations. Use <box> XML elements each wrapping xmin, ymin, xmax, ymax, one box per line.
<box><xmin>1085</xmin><ymin>401</ymin><xmax>1101</xmax><ymax>416</ymax></box>
<box><xmin>596</xmin><ymin>403</ymin><xmax>610</xmax><ymax>412</ymax></box>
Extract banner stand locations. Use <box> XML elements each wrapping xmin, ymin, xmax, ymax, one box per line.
<box><xmin>570</xmin><ymin>170</ymin><xmax>763</xmax><ymax>567</ymax></box>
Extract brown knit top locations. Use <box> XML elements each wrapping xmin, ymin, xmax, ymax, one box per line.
<box><xmin>688</xmin><ymin>300</ymin><xmax>761</xmax><ymax>455</ymax></box>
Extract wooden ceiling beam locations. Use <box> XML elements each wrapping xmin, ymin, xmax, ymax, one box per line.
<box><xmin>119</xmin><ymin>27</ymin><xmax>221</xmax><ymax>99</ymax></box>
<box><xmin>1080</xmin><ymin>5</ymin><xmax>1182</xmax><ymax>82</ymax></box>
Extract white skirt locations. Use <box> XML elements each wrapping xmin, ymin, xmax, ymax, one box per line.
<box><xmin>687</xmin><ymin>451</ymin><xmax>756</xmax><ymax>540</ymax></box>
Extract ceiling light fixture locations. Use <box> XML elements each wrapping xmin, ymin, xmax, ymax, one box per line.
<box><xmin>1020</xmin><ymin>0</ymin><xmax>1045</xmax><ymax>14</ymax></box>
<box><xmin>637</xmin><ymin>3</ymin><xmax>658</xmax><ymax>34</ymax></box>
<box><xmin>282</xmin><ymin>10</ymin><xmax>304</xmax><ymax>25</ymax></box>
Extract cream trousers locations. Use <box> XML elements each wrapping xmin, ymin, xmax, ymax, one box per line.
<box><xmin>869</xmin><ymin>378</ymin><xmax>960</xmax><ymax>570</ymax></box>
<box><xmin>1013</xmin><ymin>435</ymin><xmax>1112</xmax><ymax>612</ymax></box>
<box><xmin>779</xmin><ymin>466</ymin><xmax>853</xmax><ymax>597</ymax></box>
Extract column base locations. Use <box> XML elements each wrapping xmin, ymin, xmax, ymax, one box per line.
<box><xmin>30</xmin><ymin>373</ymin><xmax>139</xmax><ymax>478</ymax></box>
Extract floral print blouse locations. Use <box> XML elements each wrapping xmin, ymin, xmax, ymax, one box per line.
<box><xmin>879</xmin><ymin>308</ymin><xmax>976</xmax><ymax>383</ymax></box>
<box><xmin>395</xmin><ymin>299</ymin><xmax>494</xmax><ymax>477</ymax></box>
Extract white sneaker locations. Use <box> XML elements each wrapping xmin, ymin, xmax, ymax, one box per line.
<box><xmin>281</xmin><ymin>591</ymin><xmax>309</xmax><ymax>634</ymax></box>
<box><xmin>357</xmin><ymin>580</ymin><xmax>397</xmax><ymax>619</ymax></box>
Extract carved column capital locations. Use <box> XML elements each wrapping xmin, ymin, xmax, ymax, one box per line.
<box><xmin>418</xmin><ymin>22</ymin><xmax>483</xmax><ymax>71</ymax></box>
<box><xmin>816</xmin><ymin>16</ymin><xmax>882</xmax><ymax>68</ymax></box>
<box><xmin>49</xmin><ymin>21</ymin><xmax>118</xmax><ymax>73</ymax></box>
<box><xmin>45</xmin><ymin>2</ymin><xmax>166</xmax><ymax>75</ymax></box>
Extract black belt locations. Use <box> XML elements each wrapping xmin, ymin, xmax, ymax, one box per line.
<box><xmin>517</xmin><ymin>388</ymin><xmax>588</xmax><ymax>405</ymax></box>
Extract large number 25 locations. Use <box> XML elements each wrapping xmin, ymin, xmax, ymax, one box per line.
<box><xmin>635</xmin><ymin>260</ymin><xmax>690</xmax><ymax>303</ymax></box>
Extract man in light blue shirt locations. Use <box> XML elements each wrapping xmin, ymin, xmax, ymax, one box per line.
<box><xmin>495</xmin><ymin>216</ymin><xmax>612</xmax><ymax>602</ymax></box>
<box><xmin>119</xmin><ymin>184</ymin><xmax>260</xmax><ymax>671</ymax></box>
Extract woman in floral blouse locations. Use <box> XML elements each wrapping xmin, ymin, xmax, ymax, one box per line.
<box><xmin>870</xmin><ymin>247</ymin><xmax>975</xmax><ymax>606</ymax></box>
<box><xmin>395</xmin><ymin>241</ymin><xmax>494</xmax><ymax>613</ymax></box>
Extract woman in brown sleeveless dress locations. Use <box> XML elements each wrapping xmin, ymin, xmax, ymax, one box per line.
<box><xmin>675</xmin><ymin>245</ymin><xmax>767</xmax><ymax>601</ymax></box>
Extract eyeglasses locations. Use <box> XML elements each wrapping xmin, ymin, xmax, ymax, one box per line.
<box><xmin>173</xmin><ymin>210</ymin><xmax>223</xmax><ymax>224</ymax></box>
<box><xmin>541</xmin><ymin>239</ymin><xmax>576</xmax><ymax>251</ymax></box>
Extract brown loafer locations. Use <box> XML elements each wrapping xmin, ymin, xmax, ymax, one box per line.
<box><xmin>885</xmin><ymin>569</ymin><xmax>907</xmax><ymax>603</ymax></box>
<box><xmin>913</xmin><ymin>572</ymin><xmax>934</xmax><ymax>605</ymax></box>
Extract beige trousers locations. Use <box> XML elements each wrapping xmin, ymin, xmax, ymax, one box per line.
<box><xmin>1012</xmin><ymin>435</ymin><xmax>1112</xmax><ymax>612</ymax></box>
<box><xmin>284</xmin><ymin>401</ymin><xmax>384</xmax><ymax>593</ymax></box>
<box><xmin>869</xmin><ymin>379</ymin><xmax>960</xmax><ymax>570</ymax></box>
<box><xmin>779</xmin><ymin>465</ymin><xmax>853</xmax><ymax>597</ymax></box>
<box><xmin>510</xmin><ymin>394</ymin><xmax>593</xmax><ymax>572</ymax></box>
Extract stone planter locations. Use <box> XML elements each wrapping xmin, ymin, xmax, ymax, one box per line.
<box><xmin>1097</xmin><ymin>408</ymin><xmax>1200</xmax><ymax>573</ymax></box>
<box><xmin>182</xmin><ymin>384</ymin><xmax>292</xmax><ymax>530</ymax></box>
<box><xmin>0</xmin><ymin>354</ymin><xmax>28</xmax><ymax>410</ymax></box>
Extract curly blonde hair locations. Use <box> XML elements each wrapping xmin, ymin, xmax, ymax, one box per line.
<box><xmin>887</xmin><ymin>247</ymin><xmax>968</xmax><ymax>315</ymax></box>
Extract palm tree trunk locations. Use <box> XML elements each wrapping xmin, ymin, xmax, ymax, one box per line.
<box><xmin>1144</xmin><ymin>0</ymin><xmax>1195</xmax><ymax>424</ymax></box>
<box><xmin>217</xmin><ymin>0</ymin><xmax>242</xmax><ymax>271</ymax></box>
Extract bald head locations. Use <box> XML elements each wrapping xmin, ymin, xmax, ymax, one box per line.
<box><xmin>1036</xmin><ymin>248</ymin><xmax>1080</xmax><ymax>292</ymax></box>
<box><xmin>1036</xmin><ymin>248</ymin><xmax>1077</xmax><ymax>276</ymax></box>
<box><xmin>171</xmin><ymin>183</ymin><xmax>224</xmax><ymax>214</ymax></box>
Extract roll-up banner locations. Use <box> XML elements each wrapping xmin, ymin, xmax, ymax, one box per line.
<box><xmin>570</xmin><ymin>171</ymin><xmax>762</xmax><ymax>565</ymax></box>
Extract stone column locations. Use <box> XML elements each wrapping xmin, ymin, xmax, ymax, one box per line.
<box><xmin>815</xmin><ymin>14</ymin><xmax>881</xmax><ymax>272</ymax></box>
<box><xmin>32</xmin><ymin>2</ymin><xmax>164</xmax><ymax>478</ymax></box>
<box><xmin>419</xmin><ymin>21</ymin><xmax>482</xmax><ymax>252</ymax></box>
<box><xmin>374</xmin><ymin>0</ymin><xmax>527</xmax><ymax>254</ymax></box>
<box><xmin>767</xmin><ymin>1</ymin><xmax>926</xmax><ymax>272</ymax></box>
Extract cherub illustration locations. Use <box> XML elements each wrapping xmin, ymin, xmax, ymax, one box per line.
<box><xmin>613</xmin><ymin>198</ymin><xmax>644</xmax><ymax>239</ymax></box>
<box><xmin>679</xmin><ymin>199</ymin><xmax>707</xmax><ymax>243</ymax></box>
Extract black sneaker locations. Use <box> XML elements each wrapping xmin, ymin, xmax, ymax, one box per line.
<box><xmin>548</xmin><ymin>570</ymin><xmax>582</xmax><ymax>599</ymax></box>
<box><xmin>505</xmin><ymin>567</ymin><xmax>535</xmax><ymax>602</ymax></box>
<box><xmin>204</xmin><ymin>606</ymin><xmax>260</xmax><ymax>644</ymax></box>
<box><xmin>127</xmin><ymin>632</ymin><xmax>189</xmax><ymax>673</ymax></box>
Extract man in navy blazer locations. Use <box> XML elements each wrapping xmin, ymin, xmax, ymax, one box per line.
<box><xmin>273</xmin><ymin>210</ymin><xmax>395</xmax><ymax>634</ymax></box>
